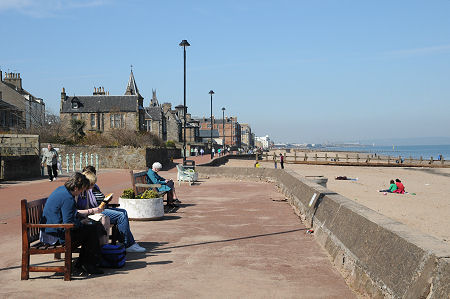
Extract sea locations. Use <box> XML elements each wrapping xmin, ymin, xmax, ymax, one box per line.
<box><xmin>321</xmin><ymin>144</ymin><xmax>450</xmax><ymax>160</ymax></box>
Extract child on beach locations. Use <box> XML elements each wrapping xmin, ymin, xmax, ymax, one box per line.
<box><xmin>379</xmin><ymin>180</ymin><xmax>397</xmax><ymax>193</ymax></box>
<box><xmin>393</xmin><ymin>179</ymin><xmax>405</xmax><ymax>194</ymax></box>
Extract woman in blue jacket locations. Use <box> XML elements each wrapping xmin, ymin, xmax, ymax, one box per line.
<box><xmin>146</xmin><ymin>162</ymin><xmax>180</xmax><ymax>207</ymax></box>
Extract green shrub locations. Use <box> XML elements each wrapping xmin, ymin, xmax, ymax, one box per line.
<box><xmin>165</xmin><ymin>140</ymin><xmax>176</xmax><ymax>148</ymax></box>
<box><xmin>121</xmin><ymin>188</ymin><xmax>135</xmax><ymax>199</ymax></box>
<box><xmin>140</xmin><ymin>189</ymin><xmax>159</xmax><ymax>199</ymax></box>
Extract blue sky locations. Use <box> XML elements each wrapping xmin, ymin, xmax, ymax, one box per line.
<box><xmin>1</xmin><ymin>0</ymin><xmax>450</xmax><ymax>143</ymax></box>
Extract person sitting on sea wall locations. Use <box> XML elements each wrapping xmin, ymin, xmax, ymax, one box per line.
<box><xmin>393</xmin><ymin>179</ymin><xmax>405</xmax><ymax>194</ymax></box>
<box><xmin>379</xmin><ymin>180</ymin><xmax>397</xmax><ymax>193</ymax></box>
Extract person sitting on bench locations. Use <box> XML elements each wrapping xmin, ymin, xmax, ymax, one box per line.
<box><xmin>146</xmin><ymin>162</ymin><xmax>180</xmax><ymax>208</ymax></box>
<box><xmin>40</xmin><ymin>172</ymin><xmax>104</xmax><ymax>274</ymax></box>
<box><xmin>77</xmin><ymin>167</ymin><xmax>146</xmax><ymax>253</ymax></box>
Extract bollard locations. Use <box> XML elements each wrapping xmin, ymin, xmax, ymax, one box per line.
<box><xmin>315</xmin><ymin>153</ymin><xmax>318</xmax><ymax>161</ymax></box>
<box><xmin>79</xmin><ymin>153</ymin><xmax>83</xmax><ymax>170</ymax></box>
<box><xmin>72</xmin><ymin>153</ymin><xmax>75</xmax><ymax>172</ymax></box>
<box><xmin>430</xmin><ymin>156</ymin><xmax>433</xmax><ymax>164</ymax></box>
<box><xmin>367</xmin><ymin>155</ymin><xmax>370</xmax><ymax>163</ymax></box>
<box><xmin>58</xmin><ymin>155</ymin><xmax>63</xmax><ymax>174</ymax></box>
<box><xmin>346</xmin><ymin>154</ymin><xmax>349</xmax><ymax>162</ymax></box>
<box><xmin>96</xmin><ymin>154</ymin><xmax>99</xmax><ymax>170</ymax></box>
<box><xmin>66</xmin><ymin>154</ymin><xmax>69</xmax><ymax>173</ymax></box>
<box><xmin>356</xmin><ymin>154</ymin><xmax>360</xmax><ymax>163</ymax></box>
<box><xmin>85</xmin><ymin>153</ymin><xmax>88</xmax><ymax>168</ymax></box>
<box><xmin>90</xmin><ymin>154</ymin><xmax>93</xmax><ymax>166</ymax></box>
<box><xmin>294</xmin><ymin>151</ymin><xmax>297</xmax><ymax>162</ymax></box>
<box><xmin>336</xmin><ymin>153</ymin><xmax>339</xmax><ymax>162</ymax></box>
<box><xmin>420</xmin><ymin>156</ymin><xmax>423</xmax><ymax>164</ymax></box>
<box><xmin>304</xmin><ymin>153</ymin><xmax>307</xmax><ymax>161</ymax></box>
<box><xmin>388</xmin><ymin>156</ymin><xmax>390</xmax><ymax>164</ymax></box>
<box><xmin>324</xmin><ymin>153</ymin><xmax>328</xmax><ymax>161</ymax></box>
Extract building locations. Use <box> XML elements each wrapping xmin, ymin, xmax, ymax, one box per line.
<box><xmin>60</xmin><ymin>70</ymin><xmax>144</xmax><ymax>132</ymax></box>
<box><xmin>197</xmin><ymin>116</ymin><xmax>241</xmax><ymax>149</ymax></box>
<box><xmin>0</xmin><ymin>70</ymin><xmax>45</xmax><ymax>130</ymax></box>
<box><xmin>240</xmin><ymin>123</ymin><xmax>254</xmax><ymax>150</ymax></box>
<box><xmin>255</xmin><ymin>135</ymin><xmax>272</xmax><ymax>149</ymax></box>
<box><xmin>144</xmin><ymin>90</ymin><xmax>200</xmax><ymax>144</ymax></box>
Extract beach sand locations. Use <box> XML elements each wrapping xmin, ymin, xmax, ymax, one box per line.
<box><xmin>222</xmin><ymin>158</ymin><xmax>450</xmax><ymax>245</ymax></box>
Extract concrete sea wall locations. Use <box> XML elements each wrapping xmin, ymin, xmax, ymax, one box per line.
<box><xmin>0</xmin><ymin>134</ymin><xmax>40</xmax><ymax>180</ymax></box>
<box><xmin>195</xmin><ymin>165</ymin><xmax>450</xmax><ymax>298</ymax></box>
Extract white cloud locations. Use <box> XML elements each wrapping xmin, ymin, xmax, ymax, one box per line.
<box><xmin>0</xmin><ymin>0</ymin><xmax>108</xmax><ymax>18</ymax></box>
<box><xmin>384</xmin><ymin>44</ymin><xmax>450</xmax><ymax>57</ymax></box>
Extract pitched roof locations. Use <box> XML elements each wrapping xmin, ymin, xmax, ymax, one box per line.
<box><xmin>61</xmin><ymin>95</ymin><xmax>139</xmax><ymax>113</ymax></box>
<box><xmin>125</xmin><ymin>70</ymin><xmax>140</xmax><ymax>96</ymax></box>
<box><xmin>144</xmin><ymin>106</ymin><xmax>162</xmax><ymax>121</ymax></box>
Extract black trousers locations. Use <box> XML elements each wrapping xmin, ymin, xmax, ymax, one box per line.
<box><xmin>71</xmin><ymin>223</ymin><xmax>104</xmax><ymax>266</ymax></box>
<box><xmin>47</xmin><ymin>164</ymin><xmax>58</xmax><ymax>180</ymax></box>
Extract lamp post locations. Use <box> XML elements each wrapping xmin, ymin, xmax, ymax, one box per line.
<box><xmin>179</xmin><ymin>39</ymin><xmax>190</xmax><ymax>163</ymax></box>
<box><xmin>221</xmin><ymin>107</ymin><xmax>225</xmax><ymax>155</ymax></box>
<box><xmin>209</xmin><ymin>90</ymin><xmax>215</xmax><ymax>159</ymax></box>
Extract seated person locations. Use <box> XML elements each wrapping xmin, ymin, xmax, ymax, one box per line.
<box><xmin>146</xmin><ymin>162</ymin><xmax>180</xmax><ymax>207</ymax></box>
<box><xmin>77</xmin><ymin>167</ymin><xmax>146</xmax><ymax>253</ymax></box>
<box><xmin>394</xmin><ymin>179</ymin><xmax>405</xmax><ymax>194</ymax></box>
<box><xmin>379</xmin><ymin>180</ymin><xmax>397</xmax><ymax>193</ymax></box>
<box><xmin>40</xmin><ymin>172</ymin><xmax>104</xmax><ymax>274</ymax></box>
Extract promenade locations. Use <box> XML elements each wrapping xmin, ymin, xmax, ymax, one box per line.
<box><xmin>0</xmin><ymin>159</ymin><xmax>355</xmax><ymax>298</ymax></box>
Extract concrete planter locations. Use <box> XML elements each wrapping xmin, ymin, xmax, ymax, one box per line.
<box><xmin>118</xmin><ymin>197</ymin><xmax>164</xmax><ymax>220</ymax></box>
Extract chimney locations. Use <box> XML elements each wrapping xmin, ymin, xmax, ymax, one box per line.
<box><xmin>186</xmin><ymin>113</ymin><xmax>191</xmax><ymax>122</ymax></box>
<box><xmin>60</xmin><ymin>87</ymin><xmax>67</xmax><ymax>112</ymax></box>
<box><xmin>4</xmin><ymin>72</ymin><xmax>22</xmax><ymax>90</ymax></box>
<box><xmin>0</xmin><ymin>69</ymin><xmax>2</xmax><ymax>82</ymax></box>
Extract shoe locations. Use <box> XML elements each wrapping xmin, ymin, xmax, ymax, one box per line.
<box><xmin>126</xmin><ymin>243</ymin><xmax>146</xmax><ymax>253</ymax></box>
<box><xmin>53</xmin><ymin>177</ymin><xmax>57</xmax><ymax>181</ymax></box>
<box><xmin>173</xmin><ymin>198</ymin><xmax>181</xmax><ymax>204</ymax></box>
<box><xmin>49</xmin><ymin>179</ymin><xmax>53</xmax><ymax>182</ymax></box>
<box><xmin>81</xmin><ymin>263</ymin><xmax>104</xmax><ymax>275</ymax></box>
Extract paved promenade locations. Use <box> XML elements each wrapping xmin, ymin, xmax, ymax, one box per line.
<box><xmin>0</xmin><ymin>164</ymin><xmax>355</xmax><ymax>298</ymax></box>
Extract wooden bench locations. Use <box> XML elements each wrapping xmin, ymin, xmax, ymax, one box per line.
<box><xmin>21</xmin><ymin>198</ymin><xmax>75</xmax><ymax>281</ymax></box>
<box><xmin>130</xmin><ymin>170</ymin><xmax>163</xmax><ymax>197</ymax></box>
<box><xmin>21</xmin><ymin>198</ymin><xmax>119</xmax><ymax>281</ymax></box>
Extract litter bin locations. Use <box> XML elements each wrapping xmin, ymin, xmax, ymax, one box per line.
<box><xmin>183</xmin><ymin>160</ymin><xmax>195</xmax><ymax>170</ymax></box>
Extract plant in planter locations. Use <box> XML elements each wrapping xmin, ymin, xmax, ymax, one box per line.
<box><xmin>118</xmin><ymin>188</ymin><xmax>164</xmax><ymax>220</ymax></box>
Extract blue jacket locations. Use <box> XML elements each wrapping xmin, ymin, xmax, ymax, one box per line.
<box><xmin>146</xmin><ymin>169</ymin><xmax>172</xmax><ymax>192</ymax></box>
<box><xmin>41</xmin><ymin>186</ymin><xmax>80</xmax><ymax>243</ymax></box>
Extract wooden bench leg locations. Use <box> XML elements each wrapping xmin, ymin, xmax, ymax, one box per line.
<box><xmin>21</xmin><ymin>247</ymin><xmax>30</xmax><ymax>280</ymax></box>
<box><xmin>64</xmin><ymin>229</ymin><xmax>72</xmax><ymax>281</ymax></box>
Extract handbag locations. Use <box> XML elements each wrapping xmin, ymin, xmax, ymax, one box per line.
<box><xmin>100</xmin><ymin>244</ymin><xmax>126</xmax><ymax>268</ymax></box>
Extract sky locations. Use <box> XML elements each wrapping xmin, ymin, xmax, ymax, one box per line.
<box><xmin>1</xmin><ymin>0</ymin><xmax>450</xmax><ymax>144</ymax></box>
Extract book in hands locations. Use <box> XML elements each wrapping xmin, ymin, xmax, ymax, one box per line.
<box><xmin>98</xmin><ymin>193</ymin><xmax>113</xmax><ymax>209</ymax></box>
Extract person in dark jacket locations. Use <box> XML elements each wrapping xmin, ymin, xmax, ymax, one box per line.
<box><xmin>40</xmin><ymin>172</ymin><xmax>104</xmax><ymax>274</ymax></box>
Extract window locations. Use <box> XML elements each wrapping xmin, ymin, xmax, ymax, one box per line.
<box><xmin>146</xmin><ymin>120</ymin><xmax>152</xmax><ymax>132</ymax></box>
<box><xmin>110</xmin><ymin>114</ymin><xmax>124</xmax><ymax>128</ymax></box>
<box><xmin>72</xmin><ymin>102</ymin><xmax>78</xmax><ymax>109</ymax></box>
<box><xmin>90</xmin><ymin>114</ymin><xmax>96</xmax><ymax>127</ymax></box>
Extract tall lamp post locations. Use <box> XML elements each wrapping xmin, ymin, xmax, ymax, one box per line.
<box><xmin>179</xmin><ymin>39</ymin><xmax>190</xmax><ymax>163</ymax></box>
<box><xmin>221</xmin><ymin>107</ymin><xmax>225</xmax><ymax>154</ymax></box>
<box><xmin>209</xmin><ymin>90</ymin><xmax>215</xmax><ymax>159</ymax></box>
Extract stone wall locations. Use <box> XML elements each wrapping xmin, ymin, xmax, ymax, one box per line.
<box><xmin>54</xmin><ymin>144</ymin><xmax>180</xmax><ymax>170</ymax></box>
<box><xmin>195</xmin><ymin>166</ymin><xmax>450</xmax><ymax>299</ymax></box>
<box><xmin>0</xmin><ymin>134</ymin><xmax>40</xmax><ymax>180</ymax></box>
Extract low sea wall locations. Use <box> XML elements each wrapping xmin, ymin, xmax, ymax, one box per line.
<box><xmin>0</xmin><ymin>134</ymin><xmax>40</xmax><ymax>180</ymax></box>
<box><xmin>195</xmin><ymin>165</ymin><xmax>450</xmax><ymax>298</ymax></box>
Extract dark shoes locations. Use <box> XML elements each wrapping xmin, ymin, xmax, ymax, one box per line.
<box><xmin>81</xmin><ymin>263</ymin><xmax>104</xmax><ymax>275</ymax></box>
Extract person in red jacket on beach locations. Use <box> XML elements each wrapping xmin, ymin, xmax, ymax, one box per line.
<box><xmin>394</xmin><ymin>179</ymin><xmax>405</xmax><ymax>194</ymax></box>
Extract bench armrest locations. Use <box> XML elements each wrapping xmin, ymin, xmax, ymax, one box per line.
<box><xmin>27</xmin><ymin>223</ymin><xmax>75</xmax><ymax>229</ymax></box>
<box><xmin>135</xmin><ymin>183</ymin><xmax>162</xmax><ymax>188</ymax></box>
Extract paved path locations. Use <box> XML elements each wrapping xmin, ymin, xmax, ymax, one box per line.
<box><xmin>0</xmin><ymin>169</ymin><xmax>355</xmax><ymax>298</ymax></box>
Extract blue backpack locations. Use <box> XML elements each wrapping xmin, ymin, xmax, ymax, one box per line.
<box><xmin>100</xmin><ymin>244</ymin><xmax>126</xmax><ymax>268</ymax></box>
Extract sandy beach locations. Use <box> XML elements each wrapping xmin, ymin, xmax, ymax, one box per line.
<box><xmin>222</xmin><ymin>156</ymin><xmax>450</xmax><ymax>245</ymax></box>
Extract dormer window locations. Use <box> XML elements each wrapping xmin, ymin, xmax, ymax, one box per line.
<box><xmin>72</xmin><ymin>102</ymin><xmax>78</xmax><ymax>109</ymax></box>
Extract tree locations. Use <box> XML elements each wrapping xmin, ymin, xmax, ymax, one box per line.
<box><xmin>70</xmin><ymin>119</ymin><xmax>86</xmax><ymax>142</ymax></box>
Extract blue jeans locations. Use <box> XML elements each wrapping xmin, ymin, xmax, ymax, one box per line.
<box><xmin>102</xmin><ymin>208</ymin><xmax>135</xmax><ymax>247</ymax></box>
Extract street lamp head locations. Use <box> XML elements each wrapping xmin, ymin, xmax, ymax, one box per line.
<box><xmin>209</xmin><ymin>90</ymin><xmax>215</xmax><ymax>95</ymax></box>
<box><xmin>179</xmin><ymin>40</ymin><xmax>190</xmax><ymax>47</ymax></box>
<box><xmin>222</xmin><ymin>107</ymin><xmax>225</xmax><ymax>111</ymax></box>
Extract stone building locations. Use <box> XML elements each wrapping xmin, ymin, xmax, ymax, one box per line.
<box><xmin>240</xmin><ymin>123</ymin><xmax>254</xmax><ymax>150</ymax></box>
<box><xmin>60</xmin><ymin>70</ymin><xmax>144</xmax><ymax>132</ymax></box>
<box><xmin>197</xmin><ymin>116</ymin><xmax>241</xmax><ymax>149</ymax></box>
<box><xmin>144</xmin><ymin>90</ymin><xmax>200</xmax><ymax>143</ymax></box>
<box><xmin>0</xmin><ymin>70</ymin><xmax>45</xmax><ymax>130</ymax></box>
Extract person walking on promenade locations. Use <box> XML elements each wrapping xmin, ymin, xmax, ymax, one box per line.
<box><xmin>273</xmin><ymin>153</ymin><xmax>277</xmax><ymax>169</ymax></box>
<box><xmin>212</xmin><ymin>147</ymin><xmax>215</xmax><ymax>157</ymax></box>
<box><xmin>200</xmin><ymin>148</ymin><xmax>204</xmax><ymax>156</ymax></box>
<box><xmin>280</xmin><ymin>153</ymin><xmax>285</xmax><ymax>169</ymax></box>
<box><xmin>41</xmin><ymin>143</ymin><xmax>58</xmax><ymax>181</ymax></box>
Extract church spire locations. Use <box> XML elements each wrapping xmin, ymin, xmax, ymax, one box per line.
<box><xmin>150</xmin><ymin>89</ymin><xmax>159</xmax><ymax>107</ymax></box>
<box><xmin>125</xmin><ymin>65</ymin><xmax>140</xmax><ymax>96</ymax></box>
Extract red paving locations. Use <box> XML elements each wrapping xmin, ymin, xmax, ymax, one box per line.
<box><xmin>0</xmin><ymin>166</ymin><xmax>355</xmax><ymax>298</ymax></box>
